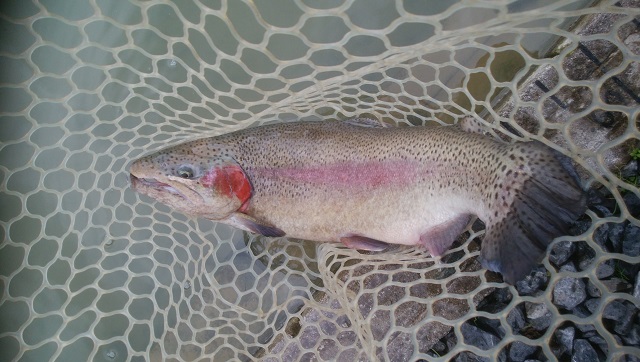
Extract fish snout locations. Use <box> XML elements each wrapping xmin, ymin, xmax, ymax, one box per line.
<box><xmin>128</xmin><ymin>159</ymin><xmax>146</xmax><ymax>177</ymax></box>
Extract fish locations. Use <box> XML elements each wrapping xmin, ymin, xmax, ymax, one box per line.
<box><xmin>129</xmin><ymin>117</ymin><xmax>586</xmax><ymax>284</ymax></box>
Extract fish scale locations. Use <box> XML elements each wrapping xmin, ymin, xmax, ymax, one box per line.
<box><xmin>130</xmin><ymin>118</ymin><xmax>586</xmax><ymax>284</ymax></box>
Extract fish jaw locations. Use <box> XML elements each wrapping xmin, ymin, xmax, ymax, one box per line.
<box><xmin>129</xmin><ymin>155</ymin><xmax>251</xmax><ymax>220</ymax></box>
<box><xmin>129</xmin><ymin>167</ymin><xmax>207</xmax><ymax>216</ymax></box>
<box><xmin>130</xmin><ymin>175</ymin><xmax>188</xmax><ymax>200</ymax></box>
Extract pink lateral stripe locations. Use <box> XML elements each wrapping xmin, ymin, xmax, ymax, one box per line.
<box><xmin>253</xmin><ymin>161</ymin><xmax>425</xmax><ymax>188</ymax></box>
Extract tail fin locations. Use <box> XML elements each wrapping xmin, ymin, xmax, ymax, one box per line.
<box><xmin>481</xmin><ymin>143</ymin><xmax>586</xmax><ymax>284</ymax></box>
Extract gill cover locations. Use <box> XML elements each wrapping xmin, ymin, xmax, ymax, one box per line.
<box><xmin>203</xmin><ymin>164</ymin><xmax>251</xmax><ymax>208</ymax></box>
<box><xmin>200</xmin><ymin>160</ymin><xmax>285</xmax><ymax>237</ymax></box>
<box><xmin>194</xmin><ymin>158</ymin><xmax>252</xmax><ymax>220</ymax></box>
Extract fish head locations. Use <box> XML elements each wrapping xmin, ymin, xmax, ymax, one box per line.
<box><xmin>129</xmin><ymin>142</ymin><xmax>251</xmax><ymax>220</ymax></box>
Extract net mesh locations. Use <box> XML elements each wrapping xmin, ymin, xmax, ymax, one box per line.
<box><xmin>1</xmin><ymin>0</ymin><xmax>639</xmax><ymax>361</ymax></box>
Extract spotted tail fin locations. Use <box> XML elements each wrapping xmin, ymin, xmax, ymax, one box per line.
<box><xmin>480</xmin><ymin>144</ymin><xmax>586</xmax><ymax>284</ymax></box>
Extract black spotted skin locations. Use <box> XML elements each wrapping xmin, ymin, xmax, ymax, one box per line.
<box><xmin>130</xmin><ymin>119</ymin><xmax>586</xmax><ymax>284</ymax></box>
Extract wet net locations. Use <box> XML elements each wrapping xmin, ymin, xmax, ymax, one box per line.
<box><xmin>1</xmin><ymin>0</ymin><xmax>639</xmax><ymax>361</ymax></box>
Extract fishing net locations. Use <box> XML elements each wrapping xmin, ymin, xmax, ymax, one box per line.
<box><xmin>1</xmin><ymin>0</ymin><xmax>639</xmax><ymax>361</ymax></box>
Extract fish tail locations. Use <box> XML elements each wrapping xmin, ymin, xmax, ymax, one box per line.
<box><xmin>481</xmin><ymin>142</ymin><xmax>586</xmax><ymax>284</ymax></box>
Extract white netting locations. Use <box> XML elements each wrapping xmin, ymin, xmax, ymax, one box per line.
<box><xmin>0</xmin><ymin>0</ymin><xmax>639</xmax><ymax>361</ymax></box>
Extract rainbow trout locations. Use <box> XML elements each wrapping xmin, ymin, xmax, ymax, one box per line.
<box><xmin>129</xmin><ymin>118</ymin><xmax>586</xmax><ymax>284</ymax></box>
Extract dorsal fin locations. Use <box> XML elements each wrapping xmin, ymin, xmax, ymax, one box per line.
<box><xmin>459</xmin><ymin>116</ymin><xmax>524</xmax><ymax>141</ymax></box>
<box><xmin>458</xmin><ymin>116</ymin><xmax>488</xmax><ymax>135</ymax></box>
<box><xmin>343</xmin><ymin>117</ymin><xmax>387</xmax><ymax>128</ymax></box>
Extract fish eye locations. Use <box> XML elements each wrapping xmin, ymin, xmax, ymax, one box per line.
<box><xmin>177</xmin><ymin>165</ymin><xmax>195</xmax><ymax>179</ymax></box>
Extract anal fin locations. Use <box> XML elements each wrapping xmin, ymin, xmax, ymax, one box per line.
<box><xmin>420</xmin><ymin>214</ymin><xmax>471</xmax><ymax>257</ymax></box>
<box><xmin>340</xmin><ymin>235</ymin><xmax>389</xmax><ymax>251</ymax></box>
<box><xmin>227</xmin><ymin>213</ymin><xmax>285</xmax><ymax>237</ymax></box>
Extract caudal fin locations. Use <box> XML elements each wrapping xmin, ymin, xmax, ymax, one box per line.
<box><xmin>481</xmin><ymin>144</ymin><xmax>586</xmax><ymax>284</ymax></box>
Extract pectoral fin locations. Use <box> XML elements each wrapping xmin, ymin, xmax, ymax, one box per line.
<box><xmin>227</xmin><ymin>213</ymin><xmax>285</xmax><ymax>237</ymax></box>
<box><xmin>339</xmin><ymin>235</ymin><xmax>390</xmax><ymax>251</ymax></box>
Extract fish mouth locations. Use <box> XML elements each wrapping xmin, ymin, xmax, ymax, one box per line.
<box><xmin>130</xmin><ymin>174</ymin><xmax>187</xmax><ymax>199</ymax></box>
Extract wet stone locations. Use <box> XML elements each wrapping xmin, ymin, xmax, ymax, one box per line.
<box><xmin>592</xmin><ymin>203</ymin><xmax>613</xmax><ymax>218</ymax></box>
<box><xmin>525</xmin><ymin>302</ymin><xmax>548</xmax><ymax>320</ymax></box>
<box><xmin>601</xmin><ymin>277</ymin><xmax>633</xmax><ymax>293</ymax></box>
<box><xmin>460</xmin><ymin>322</ymin><xmax>501</xmax><ymax>351</ymax></box>
<box><xmin>623</xmin><ymin>192</ymin><xmax>640</xmax><ymax>218</ymax></box>
<box><xmin>606</xmin><ymin>222</ymin><xmax>626</xmax><ymax>252</ymax></box>
<box><xmin>453</xmin><ymin>351</ymin><xmax>491</xmax><ymax>362</ymax></box>
<box><xmin>549</xmin><ymin>240</ymin><xmax>575</xmax><ymax>266</ymax></box>
<box><xmin>586</xmin><ymin>280</ymin><xmax>601</xmax><ymax>298</ymax></box>
<box><xmin>509</xmin><ymin>341</ymin><xmax>538</xmax><ymax>362</ymax></box>
<box><xmin>596</xmin><ymin>261</ymin><xmax>614</xmax><ymax>279</ymax></box>
<box><xmin>284</xmin><ymin>318</ymin><xmax>301</xmax><ymax>339</ymax></box>
<box><xmin>382</xmin><ymin>331</ymin><xmax>414</xmax><ymax>362</ymax></box>
<box><xmin>336</xmin><ymin>331</ymin><xmax>357</xmax><ymax>347</ymax></box>
<box><xmin>584</xmin><ymin>298</ymin><xmax>600</xmax><ymax>314</ymax></box>
<box><xmin>370</xmin><ymin>310</ymin><xmax>391</xmax><ymax>341</ymax></box>
<box><xmin>357</xmin><ymin>293</ymin><xmax>374</xmax><ymax>319</ymax></box>
<box><xmin>525</xmin><ymin>302</ymin><xmax>553</xmax><ymax>332</ymax></box>
<box><xmin>602</xmin><ymin>300</ymin><xmax>634</xmax><ymax>335</ymax></box>
<box><xmin>634</xmin><ymin>271</ymin><xmax>640</xmax><ymax>299</ymax></box>
<box><xmin>476</xmin><ymin>287</ymin><xmax>511</xmax><ymax>313</ymax></box>
<box><xmin>416</xmin><ymin>321</ymin><xmax>455</xmax><ymax>355</ymax></box>
<box><xmin>507</xmin><ymin>306</ymin><xmax>526</xmax><ymax>334</ymax></box>
<box><xmin>575</xmin><ymin>323</ymin><xmax>597</xmax><ymax>335</ymax></box>
<box><xmin>443</xmin><ymin>329</ymin><xmax>457</xmax><ymax>353</ymax></box>
<box><xmin>433</xmin><ymin>298</ymin><xmax>469</xmax><ymax>320</ymax></box>
<box><xmin>592</xmin><ymin>224</ymin><xmax>611</xmax><ymax>252</ymax></box>
<box><xmin>281</xmin><ymin>343</ymin><xmax>300</xmax><ymax>361</ymax></box>
<box><xmin>620</xmin><ymin>160</ymin><xmax>638</xmax><ymax>179</ymax></box>
<box><xmin>317</xmin><ymin>338</ymin><xmax>339</xmax><ymax>361</ymax></box>
<box><xmin>587</xmin><ymin>334</ymin><xmax>609</xmax><ymax>355</ymax></box>
<box><xmin>619</xmin><ymin>355</ymin><xmax>640</xmax><ymax>362</ymax></box>
<box><xmin>337</xmin><ymin>348</ymin><xmax>359</xmax><ymax>362</ymax></box>
<box><xmin>515</xmin><ymin>267</ymin><xmax>549</xmax><ymax>296</ymax></box>
<box><xmin>299</xmin><ymin>326</ymin><xmax>320</xmax><ymax>349</ymax></box>
<box><xmin>572</xmin><ymin>304</ymin><xmax>594</xmax><ymax>318</ymax></box>
<box><xmin>571</xmin><ymin>339</ymin><xmax>598</xmax><ymax>362</ymax></box>
<box><xmin>319</xmin><ymin>320</ymin><xmax>337</xmax><ymax>336</ymax></box>
<box><xmin>335</xmin><ymin>315</ymin><xmax>351</xmax><ymax>328</ymax></box>
<box><xmin>622</xmin><ymin>225</ymin><xmax>640</xmax><ymax>256</ymax></box>
<box><xmin>555</xmin><ymin>325</ymin><xmax>575</xmax><ymax>356</ymax></box>
<box><xmin>429</xmin><ymin>340</ymin><xmax>447</xmax><ymax>356</ymax></box>
<box><xmin>553</xmin><ymin>277</ymin><xmax>587</xmax><ymax>310</ymax></box>
<box><xmin>623</xmin><ymin>324</ymin><xmax>640</xmax><ymax>347</ymax></box>
<box><xmin>570</xmin><ymin>244</ymin><xmax>595</xmax><ymax>272</ymax></box>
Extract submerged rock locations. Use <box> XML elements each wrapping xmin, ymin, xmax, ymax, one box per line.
<box><xmin>515</xmin><ymin>267</ymin><xmax>549</xmax><ymax>296</ymax></box>
<box><xmin>622</xmin><ymin>225</ymin><xmax>640</xmax><ymax>256</ymax></box>
<box><xmin>461</xmin><ymin>322</ymin><xmax>501</xmax><ymax>351</ymax></box>
<box><xmin>571</xmin><ymin>339</ymin><xmax>599</xmax><ymax>362</ymax></box>
<box><xmin>553</xmin><ymin>277</ymin><xmax>587</xmax><ymax>310</ymax></box>
<box><xmin>549</xmin><ymin>240</ymin><xmax>576</xmax><ymax>267</ymax></box>
<box><xmin>508</xmin><ymin>341</ymin><xmax>538</xmax><ymax>361</ymax></box>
